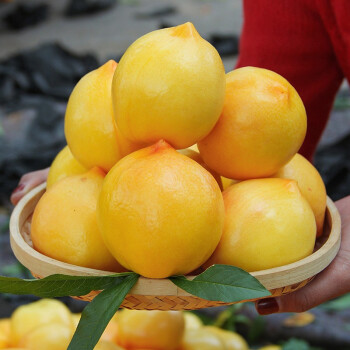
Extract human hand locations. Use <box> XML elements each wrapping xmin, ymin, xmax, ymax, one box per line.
<box><xmin>256</xmin><ymin>195</ymin><xmax>350</xmax><ymax>314</ymax></box>
<box><xmin>10</xmin><ymin>168</ymin><xmax>50</xmax><ymax>205</ymax></box>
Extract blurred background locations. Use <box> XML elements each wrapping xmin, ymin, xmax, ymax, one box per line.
<box><xmin>0</xmin><ymin>0</ymin><xmax>350</xmax><ymax>349</ymax></box>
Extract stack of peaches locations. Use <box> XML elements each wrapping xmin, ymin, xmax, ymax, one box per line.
<box><xmin>0</xmin><ymin>299</ymin><xmax>254</xmax><ymax>350</ymax></box>
<box><xmin>31</xmin><ymin>22</ymin><xmax>326</xmax><ymax>279</ymax></box>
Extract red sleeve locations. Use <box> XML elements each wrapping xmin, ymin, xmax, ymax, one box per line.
<box><xmin>236</xmin><ymin>0</ymin><xmax>344</xmax><ymax>161</ymax></box>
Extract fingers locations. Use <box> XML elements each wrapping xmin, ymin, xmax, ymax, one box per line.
<box><xmin>256</xmin><ymin>259</ymin><xmax>350</xmax><ymax>314</ymax></box>
<box><xmin>10</xmin><ymin>168</ymin><xmax>50</xmax><ymax>205</ymax></box>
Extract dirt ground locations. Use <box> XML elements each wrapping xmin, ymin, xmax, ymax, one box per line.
<box><xmin>0</xmin><ymin>0</ymin><xmax>241</xmax><ymax>70</ymax></box>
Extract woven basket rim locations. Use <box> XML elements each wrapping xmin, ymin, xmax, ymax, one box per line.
<box><xmin>10</xmin><ymin>183</ymin><xmax>341</xmax><ymax>297</ymax></box>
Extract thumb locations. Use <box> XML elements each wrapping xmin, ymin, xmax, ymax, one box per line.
<box><xmin>255</xmin><ymin>261</ymin><xmax>349</xmax><ymax>314</ymax></box>
<box><xmin>10</xmin><ymin>168</ymin><xmax>49</xmax><ymax>205</ymax></box>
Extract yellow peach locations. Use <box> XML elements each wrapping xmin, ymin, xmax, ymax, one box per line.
<box><xmin>198</xmin><ymin>67</ymin><xmax>307</xmax><ymax>179</ymax></box>
<box><xmin>10</xmin><ymin>299</ymin><xmax>72</xmax><ymax>346</ymax></box>
<box><xmin>32</xmin><ymin>168</ymin><xmax>123</xmax><ymax>271</ymax></box>
<box><xmin>65</xmin><ymin>60</ymin><xmax>139</xmax><ymax>172</ymax></box>
<box><xmin>274</xmin><ymin>153</ymin><xmax>327</xmax><ymax>236</ymax></box>
<box><xmin>184</xmin><ymin>312</ymin><xmax>203</xmax><ymax>330</ymax></box>
<box><xmin>178</xmin><ymin>149</ymin><xmax>223</xmax><ymax>190</ymax></box>
<box><xmin>19</xmin><ymin>323</ymin><xmax>73</xmax><ymax>350</ymax></box>
<box><xmin>113</xmin><ymin>22</ymin><xmax>225</xmax><ymax>149</ymax></box>
<box><xmin>47</xmin><ymin>146</ymin><xmax>87</xmax><ymax>189</ymax></box>
<box><xmin>205</xmin><ymin>178</ymin><xmax>316</xmax><ymax>271</ymax></box>
<box><xmin>97</xmin><ymin>140</ymin><xmax>224</xmax><ymax>278</ymax></box>
<box><xmin>116</xmin><ymin>310</ymin><xmax>184</xmax><ymax>350</ymax></box>
<box><xmin>204</xmin><ymin>326</ymin><xmax>249</xmax><ymax>350</ymax></box>
<box><xmin>0</xmin><ymin>319</ymin><xmax>10</xmax><ymax>349</ymax></box>
<box><xmin>180</xmin><ymin>328</ymin><xmax>225</xmax><ymax>350</ymax></box>
<box><xmin>94</xmin><ymin>341</ymin><xmax>124</xmax><ymax>350</ymax></box>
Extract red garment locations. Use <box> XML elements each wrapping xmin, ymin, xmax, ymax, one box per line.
<box><xmin>236</xmin><ymin>0</ymin><xmax>350</xmax><ymax>161</ymax></box>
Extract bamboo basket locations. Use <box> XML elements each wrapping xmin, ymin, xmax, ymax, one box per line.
<box><xmin>10</xmin><ymin>183</ymin><xmax>341</xmax><ymax>310</ymax></box>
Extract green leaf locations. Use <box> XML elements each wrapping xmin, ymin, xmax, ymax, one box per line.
<box><xmin>283</xmin><ymin>338</ymin><xmax>310</xmax><ymax>350</ymax></box>
<box><xmin>234</xmin><ymin>314</ymin><xmax>251</xmax><ymax>325</ymax></box>
<box><xmin>213</xmin><ymin>305</ymin><xmax>237</xmax><ymax>328</ymax></box>
<box><xmin>169</xmin><ymin>264</ymin><xmax>270</xmax><ymax>302</ymax></box>
<box><xmin>322</xmin><ymin>293</ymin><xmax>350</xmax><ymax>311</ymax></box>
<box><xmin>68</xmin><ymin>273</ymin><xmax>139</xmax><ymax>350</ymax></box>
<box><xmin>0</xmin><ymin>262</ymin><xmax>29</xmax><ymax>278</ymax></box>
<box><xmin>0</xmin><ymin>215</ymin><xmax>9</xmax><ymax>235</ymax></box>
<box><xmin>247</xmin><ymin>315</ymin><xmax>265</xmax><ymax>343</ymax></box>
<box><xmin>0</xmin><ymin>272</ymin><xmax>134</xmax><ymax>298</ymax></box>
<box><xmin>213</xmin><ymin>304</ymin><xmax>248</xmax><ymax>331</ymax></box>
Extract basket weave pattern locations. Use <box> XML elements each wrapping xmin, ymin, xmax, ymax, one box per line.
<box><xmin>32</xmin><ymin>273</ymin><xmax>313</xmax><ymax>310</ymax></box>
<box><xmin>78</xmin><ymin>276</ymin><xmax>314</xmax><ymax>310</ymax></box>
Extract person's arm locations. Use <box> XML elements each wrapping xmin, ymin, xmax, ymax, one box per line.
<box><xmin>10</xmin><ymin>168</ymin><xmax>49</xmax><ymax>205</ymax></box>
<box><xmin>256</xmin><ymin>195</ymin><xmax>350</xmax><ymax>314</ymax></box>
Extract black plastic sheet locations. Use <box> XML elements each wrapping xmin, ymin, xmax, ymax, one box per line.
<box><xmin>209</xmin><ymin>34</ymin><xmax>239</xmax><ymax>57</ymax></box>
<box><xmin>157</xmin><ymin>24</ymin><xmax>240</xmax><ymax>57</ymax></box>
<box><xmin>2</xmin><ymin>3</ymin><xmax>49</xmax><ymax>30</ymax></box>
<box><xmin>0</xmin><ymin>43</ymin><xmax>99</xmax><ymax>204</ymax></box>
<box><xmin>0</xmin><ymin>43</ymin><xmax>98</xmax><ymax>104</ymax></box>
<box><xmin>0</xmin><ymin>96</ymin><xmax>66</xmax><ymax>204</ymax></box>
<box><xmin>64</xmin><ymin>0</ymin><xmax>117</xmax><ymax>17</ymax></box>
<box><xmin>315</xmin><ymin>135</ymin><xmax>350</xmax><ymax>201</ymax></box>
